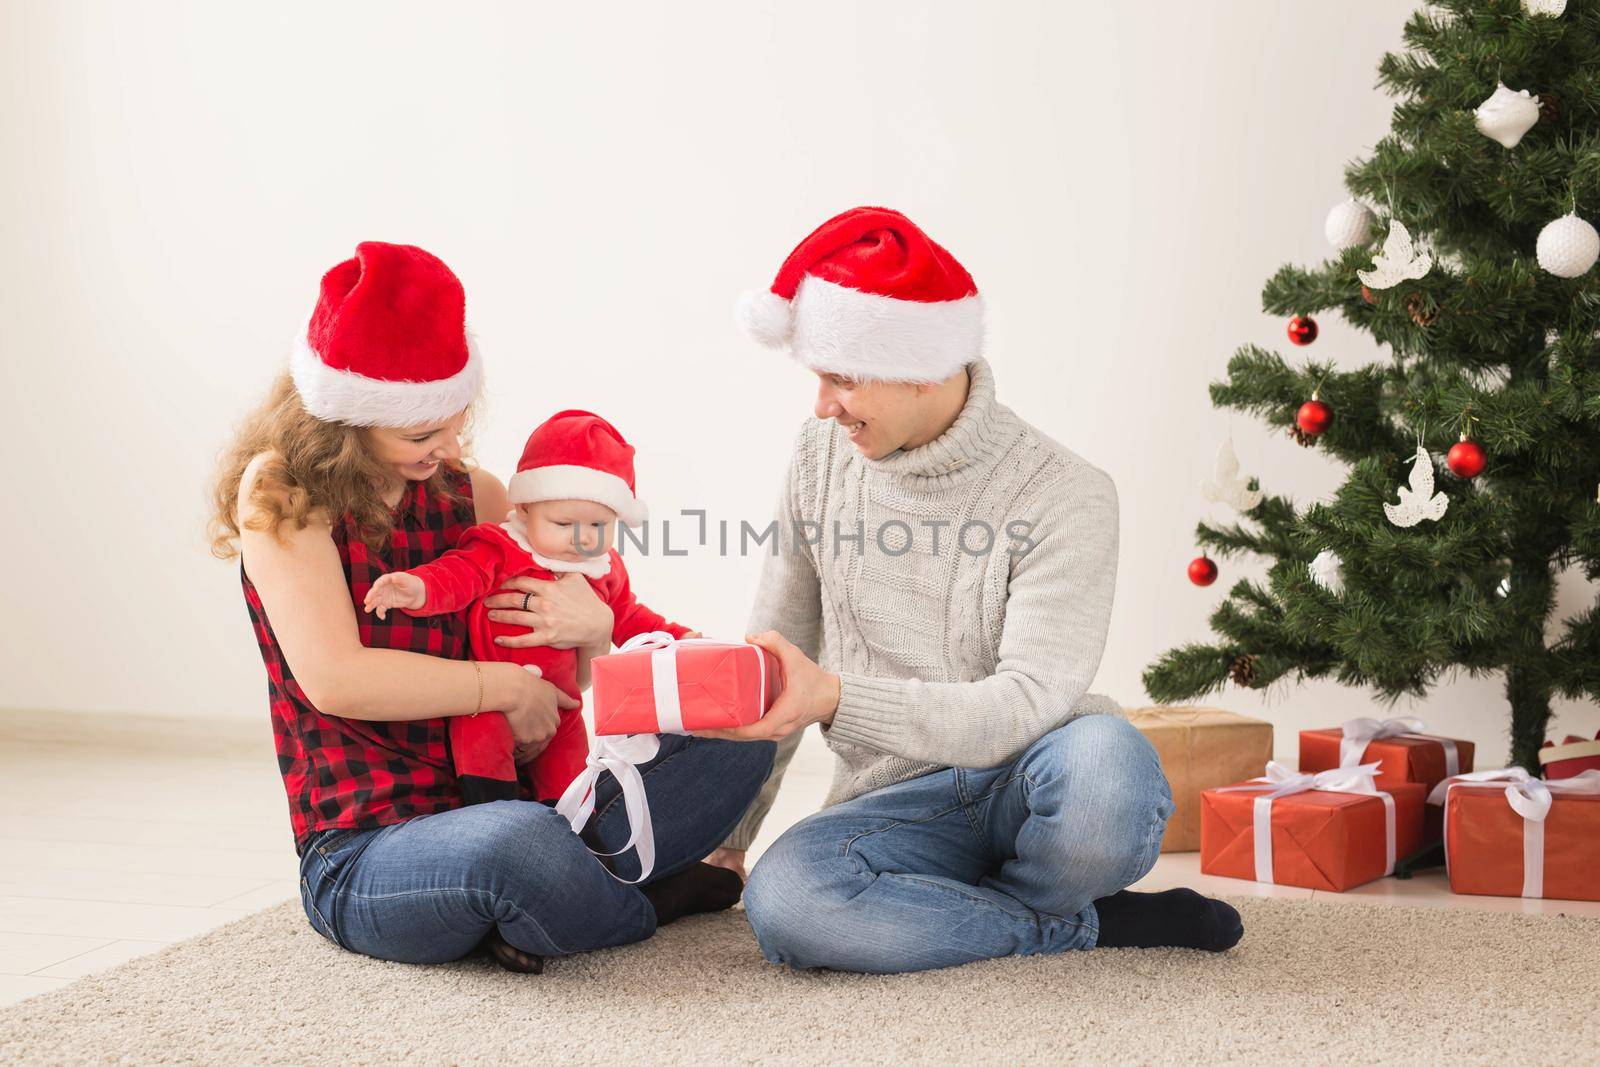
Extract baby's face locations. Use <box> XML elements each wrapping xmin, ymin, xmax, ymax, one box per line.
<box><xmin>518</xmin><ymin>499</ymin><xmax>617</xmax><ymax>560</ymax></box>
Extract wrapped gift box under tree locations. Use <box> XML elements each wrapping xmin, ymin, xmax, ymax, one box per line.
<box><xmin>1299</xmin><ymin>716</ymin><xmax>1474</xmax><ymax>843</ymax></box>
<box><xmin>1126</xmin><ymin>706</ymin><xmax>1274</xmax><ymax>853</ymax></box>
<box><xmin>1430</xmin><ymin>769</ymin><xmax>1600</xmax><ymax>903</ymax></box>
<box><xmin>1200</xmin><ymin>763</ymin><xmax>1425</xmax><ymax>892</ymax></box>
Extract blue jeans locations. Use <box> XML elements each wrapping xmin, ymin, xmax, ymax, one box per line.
<box><xmin>298</xmin><ymin>734</ymin><xmax>776</xmax><ymax>963</ymax></box>
<box><xmin>742</xmin><ymin>714</ymin><xmax>1173</xmax><ymax>973</ymax></box>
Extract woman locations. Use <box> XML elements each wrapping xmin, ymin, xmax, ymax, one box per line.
<box><xmin>209</xmin><ymin>241</ymin><xmax>774</xmax><ymax>973</ymax></box>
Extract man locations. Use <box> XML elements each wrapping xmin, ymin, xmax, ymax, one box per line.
<box><xmin>697</xmin><ymin>206</ymin><xmax>1243</xmax><ymax>974</ymax></box>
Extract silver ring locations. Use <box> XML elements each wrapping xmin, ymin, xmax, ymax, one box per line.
<box><xmin>522</xmin><ymin>592</ymin><xmax>533</xmax><ymax>612</ymax></box>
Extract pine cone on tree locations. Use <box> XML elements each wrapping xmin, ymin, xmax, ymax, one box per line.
<box><xmin>1406</xmin><ymin>292</ymin><xmax>1438</xmax><ymax>328</ymax></box>
<box><xmin>1228</xmin><ymin>653</ymin><xmax>1259</xmax><ymax>688</ymax></box>
<box><xmin>1288</xmin><ymin>424</ymin><xmax>1319</xmax><ymax>448</ymax></box>
<box><xmin>1539</xmin><ymin>91</ymin><xmax>1560</xmax><ymax>124</ymax></box>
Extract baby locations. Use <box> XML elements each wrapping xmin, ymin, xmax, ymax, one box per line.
<box><xmin>364</xmin><ymin>409</ymin><xmax>693</xmax><ymax>805</ymax></box>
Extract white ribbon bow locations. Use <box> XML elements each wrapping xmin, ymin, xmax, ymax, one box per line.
<box><xmin>1216</xmin><ymin>761</ymin><xmax>1395</xmax><ymax>884</ymax></box>
<box><xmin>1426</xmin><ymin>768</ymin><xmax>1600</xmax><ymax>898</ymax></box>
<box><xmin>556</xmin><ymin>631</ymin><xmax>768</xmax><ymax>884</ymax></box>
<box><xmin>1340</xmin><ymin>716</ymin><xmax>1460</xmax><ymax>778</ymax></box>
<box><xmin>554</xmin><ymin>733</ymin><xmax>661</xmax><ymax>884</ymax></box>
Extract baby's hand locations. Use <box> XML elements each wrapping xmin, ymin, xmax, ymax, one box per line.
<box><xmin>364</xmin><ymin>572</ymin><xmax>427</xmax><ymax>620</ymax></box>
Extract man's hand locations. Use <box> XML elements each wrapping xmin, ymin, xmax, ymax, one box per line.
<box><xmin>692</xmin><ymin>630</ymin><xmax>839</xmax><ymax>743</ymax></box>
<box><xmin>363</xmin><ymin>572</ymin><xmax>427</xmax><ymax>620</ymax></box>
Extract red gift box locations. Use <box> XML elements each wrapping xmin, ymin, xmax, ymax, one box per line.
<box><xmin>1200</xmin><ymin>763</ymin><xmax>1425</xmax><ymax>892</ymax></box>
<box><xmin>1538</xmin><ymin>732</ymin><xmax>1600</xmax><ymax>780</ymax></box>
<box><xmin>592</xmin><ymin>633</ymin><xmax>782</xmax><ymax>735</ymax></box>
<box><xmin>1431</xmin><ymin>769</ymin><xmax>1600</xmax><ymax>902</ymax></box>
<box><xmin>1299</xmin><ymin>716</ymin><xmax>1473</xmax><ymax>791</ymax></box>
<box><xmin>1300</xmin><ymin>717</ymin><xmax>1472</xmax><ymax>844</ymax></box>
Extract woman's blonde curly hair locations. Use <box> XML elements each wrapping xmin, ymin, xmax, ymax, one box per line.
<box><xmin>208</xmin><ymin>372</ymin><xmax>472</xmax><ymax>559</ymax></box>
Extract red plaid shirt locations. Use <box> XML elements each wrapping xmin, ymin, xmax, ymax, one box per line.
<box><xmin>242</xmin><ymin>468</ymin><xmax>476</xmax><ymax>854</ymax></box>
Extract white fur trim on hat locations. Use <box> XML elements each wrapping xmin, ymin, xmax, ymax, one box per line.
<box><xmin>736</xmin><ymin>289</ymin><xmax>795</xmax><ymax>348</ymax></box>
<box><xmin>291</xmin><ymin>326</ymin><xmax>484</xmax><ymax>428</ymax></box>
<box><xmin>788</xmin><ymin>275</ymin><xmax>983</xmax><ymax>383</ymax></box>
<box><xmin>506</xmin><ymin>464</ymin><xmax>648</xmax><ymax>527</ymax></box>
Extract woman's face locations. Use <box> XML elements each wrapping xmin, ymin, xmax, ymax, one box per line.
<box><xmin>367</xmin><ymin>410</ymin><xmax>468</xmax><ymax>482</ymax></box>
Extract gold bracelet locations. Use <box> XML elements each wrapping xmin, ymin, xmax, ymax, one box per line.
<box><xmin>471</xmin><ymin>661</ymin><xmax>485</xmax><ymax>716</ymax></box>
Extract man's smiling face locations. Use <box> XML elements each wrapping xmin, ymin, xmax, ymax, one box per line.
<box><xmin>812</xmin><ymin>371</ymin><xmax>927</xmax><ymax>460</ymax></box>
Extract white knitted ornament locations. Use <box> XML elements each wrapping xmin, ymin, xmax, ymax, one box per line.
<box><xmin>1522</xmin><ymin>0</ymin><xmax>1566</xmax><ymax>14</ymax></box>
<box><xmin>1324</xmin><ymin>199</ymin><xmax>1377</xmax><ymax>251</ymax></box>
<box><xmin>1309</xmin><ymin>550</ymin><xmax>1345</xmax><ymax>595</ymax></box>
<box><xmin>1199</xmin><ymin>437</ymin><xmax>1263</xmax><ymax>512</ymax></box>
<box><xmin>1535</xmin><ymin>214</ymin><xmax>1600</xmax><ymax>278</ymax></box>
<box><xmin>1474</xmin><ymin>83</ymin><xmax>1540</xmax><ymax>148</ymax></box>
<box><xmin>1358</xmin><ymin>221</ymin><xmax>1432</xmax><ymax>290</ymax></box>
<box><xmin>1383</xmin><ymin>446</ymin><xmax>1449</xmax><ymax>527</ymax></box>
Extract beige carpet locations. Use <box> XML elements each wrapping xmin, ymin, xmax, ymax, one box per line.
<box><xmin>1</xmin><ymin>896</ymin><xmax>1597</xmax><ymax>1066</ymax></box>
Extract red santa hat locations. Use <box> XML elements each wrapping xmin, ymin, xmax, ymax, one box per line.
<box><xmin>736</xmin><ymin>206</ymin><xmax>984</xmax><ymax>384</ymax></box>
<box><xmin>507</xmin><ymin>410</ymin><xmax>648</xmax><ymax>527</ymax></box>
<box><xmin>291</xmin><ymin>242</ymin><xmax>484</xmax><ymax>427</ymax></box>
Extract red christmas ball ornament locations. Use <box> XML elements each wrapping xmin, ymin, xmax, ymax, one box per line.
<box><xmin>1287</xmin><ymin>316</ymin><xmax>1318</xmax><ymax>345</ymax></box>
<box><xmin>1446</xmin><ymin>436</ymin><xmax>1487</xmax><ymax>479</ymax></box>
<box><xmin>1188</xmin><ymin>556</ymin><xmax>1219</xmax><ymax>586</ymax></box>
<box><xmin>1296</xmin><ymin>397</ymin><xmax>1334</xmax><ymax>437</ymax></box>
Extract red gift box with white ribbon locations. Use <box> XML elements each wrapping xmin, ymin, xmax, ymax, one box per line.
<box><xmin>591</xmin><ymin>632</ymin><xmax>782</xmax><ymax>736</ymax></box>
<box><xmin>1298</xmin><ymin>716</ymin><xmax>1473</xmax><ymax>792</ymax></box>
<box><xmin>556</xmin><ymin>632</ymin><xmax>783</xmax><ymax>884</ymax></box>
<box><xmin>1299</xmin><ymin>716</ymin><xmax>1473</xmax><ymax>843</ymax></box>
<box><xmin>1429</xmin><ymin>768</ymin><xmax>1600</xmax><ymax>902</ymax></box>
<box><xmin>1200</xmin><ymin>762</ymin><xmax>1425</xmax><ymax>892</ymax></box>
<box><xmin>1538</xmin><ymin>731</ymin><xmax>1600</xmax><ymax>780</ymax></box>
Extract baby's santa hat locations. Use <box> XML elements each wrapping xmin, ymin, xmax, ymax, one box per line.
<box><xmin>736</xmin><ymin>206</ymin><xmax>984</xmax><ymax>384</ymax></box>
<box><xmin>508</xmin><ymin>410</ymin><xmax>648</xmax><ymax>527</ymax></box>
<box><xmin>291</xmin><ymin>242</ymin><xmax>483</xmax><ymax>427</ymax></box>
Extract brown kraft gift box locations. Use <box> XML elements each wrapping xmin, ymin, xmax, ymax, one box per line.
<box><xmin>1125</xmin><ymin>707</ymin><xmax>1274</xmax><ymax>852</ymax></box>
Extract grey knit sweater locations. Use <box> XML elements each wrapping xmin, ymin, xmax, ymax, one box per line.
<box><xmin>723</xmin><ymin>357</ymin><xmax>1120</xmax><ymax>850</ymax></box>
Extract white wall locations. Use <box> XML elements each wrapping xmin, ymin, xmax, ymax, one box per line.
<box><xmin>2</xmin><ymin>0</ymin><xmax>1594</xmax><ymax>772</ymax></box>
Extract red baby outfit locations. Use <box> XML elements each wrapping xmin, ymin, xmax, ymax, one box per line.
<box><xmin>409</xmin><ymin>519</ymin><xmax>690</xmax><ymax>804</ymax></box>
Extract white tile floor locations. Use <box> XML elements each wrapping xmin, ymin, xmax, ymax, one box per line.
<box><xmin>2</xmin><ymin>719</ymin><xmax>1593</xmax><ymax>1008</ymax></box>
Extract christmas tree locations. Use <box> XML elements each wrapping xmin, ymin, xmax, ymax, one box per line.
<box><xmin>1143</xmin><ymin>0</ymin><xmax>1600</xmax><ymax>772</ymax></box>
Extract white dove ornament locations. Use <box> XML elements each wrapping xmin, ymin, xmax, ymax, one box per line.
<box><xmin>1522</xmin><ymin>0</ymin><xmax>1566</xmax><ymax>13</ymax></box>
<box><xmin>1474</xmin><ymin>83</ymin><xmax>1540</xmax><ymax>148</ymax></box>
<box><xmin>1383</xmin><ymin>446</ymin><xmax>1449</xmax><ymax>527</ymax></box>
<box><xmin>1358</xmin><ymin>221</ymin><xmax>1432</xmax><ymax>290</ymax></box>
<box><xmin>1200</xmin><ymin>438</ymin><xmax>1264</xmax><ymax>512</ymax></box>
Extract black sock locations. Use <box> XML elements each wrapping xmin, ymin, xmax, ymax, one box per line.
<box><xmin>1092</xmin><ymin>888</ymin><xmax>1243</xmax><ymax>952</ymax></box>
<box><xmin>640</xmin><ymin>862</ymin><xmax>744</xmax><ymax>926</ymax></box>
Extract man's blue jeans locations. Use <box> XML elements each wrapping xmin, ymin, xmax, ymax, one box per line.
<box><xmin>298</xmin><ymin>735</ymin><xmax>775</xmax><ymax>963</ymax></box>
<box><xmin>742</xmin><ymin>714</ymin><xmax>1173</xmax><ymax>973</ymax></box>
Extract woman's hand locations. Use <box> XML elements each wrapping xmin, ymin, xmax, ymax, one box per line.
<box><xmin>483</xmin><ymin>573</ymin><xmax>614</xmax><ymax>650</ymax></box>
<box><xmin>485</xmin><ymin>663</ymin><xmax>579</xmax><ymax>762</ymax></box>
